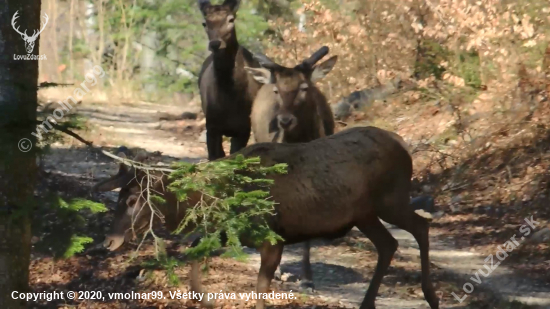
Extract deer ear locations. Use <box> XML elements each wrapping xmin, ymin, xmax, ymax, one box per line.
<box><xmin>223</xmin><ymin>0</ymin><xmax>240</xmax><ymax>13</ymax></box>
<box><xmin>311</xmin><ymin>56</ymin><xmax>338</xmax><ymax>82</ymax></box>
<box><xmin>91</xmin><ymin>163</ymin><xmax>133</xmax><ymax>193</ymax></box>
<box><xmin>133</xmin><ymin>151</ymin><xmax>148</xmax><ymax>162</ymax></box>
<box><xmin>116</xmin><ymin>152</ymin><xmax>128</xmax><ymax>172</ymax></box>
<box><xmin>197</xmin><ymin>0</ymin><xmax>211</xmax><ymax>13</ymax></box>
<box><xmin>245</xmin><ymin>67</ymin><xmax>271</xmax><ymax>84</ymax></box>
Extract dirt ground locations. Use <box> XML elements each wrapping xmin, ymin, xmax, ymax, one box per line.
<box><xmin>30</xmin><ymin>94</ymin><xmax>550</xmax><ymax>309</ymax></box>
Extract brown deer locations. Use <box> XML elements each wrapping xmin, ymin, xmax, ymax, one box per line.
<box><xmin>197</xmin><ymin>0</ymin><xmax>263</xmax><ymax>161</ymax></box>
<box><xmin>96</xmin><ymin>126</ymin><xmax>439</xmax><ymax>309</ymax></box>
<box><xmin>244</xmin><ymin>46</ymin><xmax>337</xmax><ymax>290</ymax></box>
<box><xmin>245</xmin><ymin>46</ymin><xmax>336</xmax><ymax>144</ymax></box>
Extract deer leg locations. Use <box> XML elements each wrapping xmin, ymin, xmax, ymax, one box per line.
<box><xmin>255</xmin><ymin>242</ymin><xmax>284</xmax><ymax>309</ymax></box>
<box><xmin>383</xmin><ymin>213</ymin><xmax>439</xmax><ymax>309</ymax></box>
<box><xmin>229</xmin><ymin>130</ymin><xmax>250</xmax><ymax>154</ymax></box>
<box><xmin>300</xmin><ymin>241</ymin><xmax>315</xmax><ymax>290</ymax></box>
<box><xmin>188</xmin><ymin>260</ymin><xmax>214</xmax><ymax>308</ymax></box>
<box><xmin>356</xmin><ymin>217</ymin><xmax>398</xmax><ymax>309</ymax></box>
<box><xmin>274</xmin><ymin>265</ymin><xmax>282</xmax><ymax>281</ymax></box>
<box><xmin>187</xmin><ymin>232</ymin><xmax>229</xmax><ymax>308</ymax></box>
<box><xmin>188</xmin><ymin>236</ymin><xmax>213</xmax><ymax>308</ymax></box>
<box><xmin>206</xmin><ymin>129</ymin><xmax>225</xmax><ymax>160</ymax></box>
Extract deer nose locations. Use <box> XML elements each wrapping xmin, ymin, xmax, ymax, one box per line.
<box><xmin>209</xmin><ymin>40</ymin><xmax>222</xmax><ymax>51</ymax></box>
<box><xmin>278</xmin><ymin>115</ymin><xmax>293</xmax><ymax>129</ymax></box>
<box><xmin>103</xmin><ymin>238</ymin><xmax>113</xmax><ymax>249</ymax></box>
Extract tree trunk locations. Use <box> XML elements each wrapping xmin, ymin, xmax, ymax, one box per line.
<box><xmin>141</xmin><ymin>29</ymin><xmax>158</xmax><ymax>96</ymax></box>
<box><xmin>0</xmin><ymin>1</ymin><xmax>41</xmax><ymax>308</ymax></box>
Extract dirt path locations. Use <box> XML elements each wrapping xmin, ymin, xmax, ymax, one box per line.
<box><xmin>75</xmin><ymin>100</ymin><xmax>207</xmax><ymax>159</ymax></box>
<box><xmin>42</xmin><ymin>100</ymin><xmax>550</xmax><ymax>309</ymax></box>
<box><xmin>246</xmin><ymin>222</ymin><xmax>550</xmax><ymax>309</ymax></box>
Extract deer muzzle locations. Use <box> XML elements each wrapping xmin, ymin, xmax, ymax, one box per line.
<box><xmin>277</xmin><ymin>114</ymin><xmax>297</xmax><ymax>131</ymax></box>
<box><xmin>208</xmin><ymin>39</ymin><xmax>224</xmax><ymax>51</ymax></box>
<box><xmin>103</xmin><ymin>234</ymin><xmax>125</xmax><ymax>251</ymax></box>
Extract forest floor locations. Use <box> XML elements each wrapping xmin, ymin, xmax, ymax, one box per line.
<box><xmin>29</xmin><ymin>93</ymin><xmax>550</xmax><ymax>309</ymax></box>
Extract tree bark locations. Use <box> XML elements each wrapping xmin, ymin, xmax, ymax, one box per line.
<box><xmin>0</xmin><ymin>0</ymin><xmax>41</xmax><ymax>308</ymax></box>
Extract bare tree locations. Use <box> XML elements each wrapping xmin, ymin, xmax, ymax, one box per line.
<box><xmin>0</xmin><ymin>1</ymin><xmax>41</xmax><ymax>308</ymax></box>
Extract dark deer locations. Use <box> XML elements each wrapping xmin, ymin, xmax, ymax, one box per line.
<box><xmin>244</xmin><ymin>46</ymin><xmax>337</xmax><ymax>290</ymax></box>
<box><xmin>97</xmin><ymin>126</ymin><xmax>439</xmax><ymax>309</ymax></box>
<box><xmin>197</xmin><ymin>0</ymin><xmax>262</xmax><ymax>161</ymax></box>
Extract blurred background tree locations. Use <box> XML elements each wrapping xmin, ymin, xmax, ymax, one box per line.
<box><xmin>38</xmin><ymin>0</ymin><xmax>550</xmax><ymax>118</ymax></box>
<box><xmin>38</xmin><ymin>0</ymin><xmax>291</xmax><ymax>103</ymax></box>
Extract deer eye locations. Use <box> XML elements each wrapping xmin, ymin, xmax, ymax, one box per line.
<box><xmin>273</xmin><ymin>86</ymin><xmax>279</xmax><ymax>95</ymax></box>
<box><xmin>126</xmin><ymin>196</ymin><xmax>138</xmax><ymax>208</ymax></box>
<box><xmin>227</xmin><ymin>15</ymin><xmax>235</xmax><ymax>23</ymax></box>
<box><xmin>202</xmin><ymin>22</ymin><xmax>206</xmax><ymax>28</ymax></box>
<box><xmin>299</xmin><ymin>83</ymin><xmax>308</xmax><ymax>92</ymax></box>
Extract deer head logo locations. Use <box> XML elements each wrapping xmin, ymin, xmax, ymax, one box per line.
<box><xmin>11</xmin><ymin>11</ymin><xmax>49</xmax><ymax>54</ymax></box>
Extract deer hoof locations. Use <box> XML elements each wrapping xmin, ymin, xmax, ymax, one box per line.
<box><xmin>274</xmin><ymin>269</ymin><xmax>282</xmax><ymax>281</ymax></box>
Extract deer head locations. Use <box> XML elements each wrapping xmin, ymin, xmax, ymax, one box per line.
<box><xmin>245</xmin><ymin>46</ymin><xmax>338</xmax><ymax>137</ymax></box>
<box><xmin>197</xmin><ymin>0</ymin><xmax>240</xmax><ymax>52</ymax></box>
<box><xmin>12</xmin><ymin>11</ymin><xmax>49</xmax><ymax>54</ymax></box>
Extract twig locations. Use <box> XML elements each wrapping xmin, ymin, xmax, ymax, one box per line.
<box><xmin>48</xmin><ymin>122</ymin><xmax>94</xmax><ymax>147</ymax></box>
<box><xmin>48</xmin><ymin>122</ymin><xmax>175</xmax><ymax>172</ymax></box>
<box><xmin>53</xmin><ymin>122</ymin><xmax>172</xmax><ymax>259</ymax></box>
<box><xmin>38</xmin><ymin>82</ymin><xmax>75</xmax><ymax>89</ymax></box>
<box><xmin>506</xmin><ymin>165</ymin><xmax>513</xmax><ymax>183</ymax></box>
<box><xmin>101</xmin><ymin>150</ymin><xmax>175</xmax><ymax>173</ymax></box>
<box><xmin>145</xmin><ymin>168</ymin><xmax>162</xmax><ymax>257</ymax></box>
<box><xmin>442</xmin><ymin>183</ymin><xmax>469</xmax><ymax>192</ymax></box>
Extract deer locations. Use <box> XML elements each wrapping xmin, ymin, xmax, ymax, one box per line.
<box><xmin>243</xmin><ymin>46</ymin><xmax>338</xmax><ymax>290</ymax></box>
<box><xmin>11</xmin><ymin>10</ymin><xmax>49</xmax><ymax>54</ymax></box>
<box><xmin>197</xmin><ymin>0</ymin><xmax>263</xmax><ymax>161</ymax></box>
<box><xmin>245</xmin><ymin>46</ymin><xmax>336</xmax><ymax>144</ymax></box>
<box><xmin>96</xmin><ymin>126</ymin><xmax>440</xmax><ymax>309</ymax></box>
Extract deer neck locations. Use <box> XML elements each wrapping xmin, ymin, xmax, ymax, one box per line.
<box><xmin>282</xmin><ymin>114</ymin><xmax>321</xmax><ymax>143</ymax></box>
<box><xmin>212</xmin><ymin>32</ymin><xmax>240</xmax><ymax>79</ymax></box>
<box><xmin>290</xmin><ymin>101</ymin><xmax>322</xmax><ymax>143</ymax></box>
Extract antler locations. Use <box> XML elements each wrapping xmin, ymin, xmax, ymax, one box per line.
<box><xmin>11</xmin><ymin>11</ymin><xmax>28</xmax><ymax>38</ymax></box>
<box><xmin>298</xmin><ymin>46</ymin><xmax>329</xmax><ymax>70</ymax></box>
<box><xmin>253</xmin><ymin>52</ymin><xmax>283</xmax><ymax>71</ymax></box>
<box><xmin>91</xmin><ymin>152</ymin><xmax>132</xmax><ymax>193</ymax></box>
<box><xmin>197</xmin><ymin>0</ymin><xmax>211</xmax><ymax>12</ymax></box>
<box><xmin>31</xmin><ymin>13</ymin><xmax>49</xmax><ymax>39</ymax></box>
